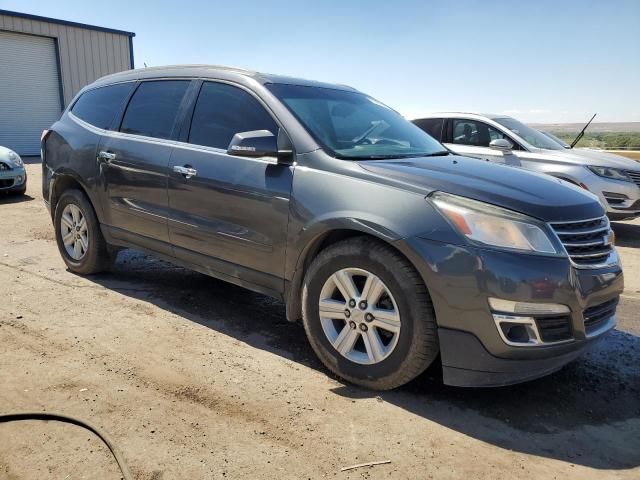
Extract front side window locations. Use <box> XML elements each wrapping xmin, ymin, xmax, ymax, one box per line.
<box><xmin>120</xmin><ymin>80</ymin><xmax>190</xmax><ymax>140</ymax></box>
<box><xmin>71</xmin><ymin>83</ymin><xmax>135</xmax><ymax>129</ymax></box>
<box><xmin>493</xmin><ymin>117</ymin><xmax>564</xmax><ymax>150</ymax></box>
<box><xmin>267</xmin><ymin>84</ymin><xmax>446</xmax><ymax>159</ymax></box>
<box><xmin>189</xmin><ymin>82</ymin><xmax>278</xmax><ymax>149</ymax></box>
<box><xmin>451</xmin><ymin>119</ymin><xmax>511</xmax><ymax>147</ymax></box>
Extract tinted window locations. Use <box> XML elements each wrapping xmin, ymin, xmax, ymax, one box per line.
<box><xmin>188</xmin><ymin>82</ymin><xmax>278</xmax><ymax>149</ymax></box>
<box><xmin>120</xmin><ymin>81</ymin><xmax>190</xmax><ymax>139</ymax></box>
<box><xmin>413</xmin><ymin>118</ymin><xmax>443</xmax><ymax>141</ymax></box>
<box><xmin>71</xmin><ymin>83</ymin><xmax>135</xmax><ymax>129</ymax></box>
<box><xmin>452</xmin><ymin>119</ymin><xmax>512</xmax><ymax>147</ymax></box>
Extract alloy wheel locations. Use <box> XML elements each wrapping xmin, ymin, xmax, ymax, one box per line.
<box><xmin>318</xmin><ymin>268</ymin><xmax>401</xmax><ymax>365</ymax></box>
<box><xmin>60</xmin><ymin>203</ymin><xmax>89</xmax><ymax>260</ymax></box>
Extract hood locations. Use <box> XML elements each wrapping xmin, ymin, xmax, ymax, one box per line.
<box><xmin>0</xmin><ymin>145</ymin><xmax>17</xmax><ymax>161</ymax></box>
<box><xmin>359</xmin><ymin>155</ymin><xmax>604</xmax><ymax>222</ymax></box>
<box><xmin>535</xmin><ymin>147</ymin><xmax>640</xmax><ymax>170</ymax></box>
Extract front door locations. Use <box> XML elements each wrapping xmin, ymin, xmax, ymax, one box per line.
<box><xmin>98</xmin><ymin>80</ymin><xmax>192</xmax><ymax>254</ymax></box>
<box><xmin>444</xmin><ymin>118</ymin><xmax>520</xmax><ymax>166</ymax></box>
<box><xmin>167</xmin><ymin>81</ymin><xmax>293</xmax><ymax>293</ymax></box>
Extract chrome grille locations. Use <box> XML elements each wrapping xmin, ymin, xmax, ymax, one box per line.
<box><xmin>549</xmin><ymin>216</ymin><xmax>613</xmax><ymax>267</ymax></box>
<box><xmin>0</xmin><ymin>162</ymin><xmax>9</xmax><ymax>171</ymax></box>
<box><xmin>626</xmin><ymin>170</ymin><xmax>640</xmax><ymax>188</ymax></box>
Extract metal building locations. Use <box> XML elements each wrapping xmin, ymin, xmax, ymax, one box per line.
<box><xmin>0</xmin><ymin>10</ymin><xmax>135</xmax><ymax>155</ymax></box>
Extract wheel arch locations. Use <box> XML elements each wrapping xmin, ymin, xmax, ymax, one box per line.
<box><xmin>284</xmin><ymin>225</ymin><xmax>421</xmax><ymax>323</ymax></box>
<box><xmin>49</xmin><ymin>170</ymin><xmax>103</xmax><ymax>222</ymax></box>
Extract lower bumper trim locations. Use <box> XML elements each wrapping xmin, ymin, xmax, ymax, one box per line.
<box><xmin>439</xmin><ymin>328</ymin><xmax>602</xmax><ymax>387</ymax></box>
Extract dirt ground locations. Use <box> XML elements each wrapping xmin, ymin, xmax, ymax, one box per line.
<box><xmin>1</xmin><ymin>160</ymin><xmax>639</xmax><ymax>480</ymax></box>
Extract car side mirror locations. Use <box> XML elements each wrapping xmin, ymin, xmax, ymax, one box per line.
<box><xmin>227</xmin><ymin>129</ymin><xmax>294</xmax><ymax>164</ymax></box>
<box><xmin>489</xmin><ymin>138</ymin><xmax>513</xmax><ymax>154</ymax></box>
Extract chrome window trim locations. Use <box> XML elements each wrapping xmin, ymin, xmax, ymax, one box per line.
<box><xmin>68</xmin><ymin>111</ymin><xmax>281</xmax><ymax>166</ymax></box>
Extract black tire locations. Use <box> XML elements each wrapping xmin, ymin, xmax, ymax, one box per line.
<box><xmin>54</xmin><ymin>189</ymin><xmax>109</xmax><ymax>275</ymax></box>
<box><xmin>302</xmin><ymin>236</ymin><xmax>439</xmax><ymax>390</ymax></box>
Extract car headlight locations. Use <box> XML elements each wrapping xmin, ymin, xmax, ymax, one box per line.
<box><xmin>7</xmin><ymin>151</ymin><xmax>23</xmax><ymax>167</ymax></box>
<box><xmin>587</xmin><ymin>166</ymin><xmax>632</xmax><ymax>182</ymax></box>
<box><xmin>431</xmin><ymin>192</ymin><xmax>560</xmax><ymax>254</ymax></box>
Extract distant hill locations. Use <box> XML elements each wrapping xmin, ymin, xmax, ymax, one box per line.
<box><xmin>529</xmin><ymin>122</ymin><xmax>640</xmax><ymax>133</ymax></box>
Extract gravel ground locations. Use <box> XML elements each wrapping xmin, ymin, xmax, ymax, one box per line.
<box><xmin>1</xmin><ymin>161</ymin><xmax>639</xmax><ymax>479</ymax></box>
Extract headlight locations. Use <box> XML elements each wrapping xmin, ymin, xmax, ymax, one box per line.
<box><xmin>7</xmin><ymin>151</ymin><xmax>23</xmax><ymax>167</ymax></box>
<box><xmin>587</xmin><ymin>166</ymin><xmax>632</xmax><ymax>182</ymax></box>
<box><xmin>431</xmin><ymin>192</ymin><xmax>560</xmax><ymax>254</ymax></box>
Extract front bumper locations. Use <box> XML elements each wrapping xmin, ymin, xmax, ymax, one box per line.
<box><xmin>0</xmin><ymin>165</ymin><xmax>27</xmax><ymax>192</ymax></box>
<box><xmin>396</xmin><ymin>237</ymin><xmax>624</xmax><ymax>387</ymax></box>
<box><xmin>588</xmin><ymin>176</ymin><xmax>640</xmax><ymax>220</ymax></box>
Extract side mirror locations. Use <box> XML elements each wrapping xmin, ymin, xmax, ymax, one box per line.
<box><xmin>489</xmin><ymin>138</ymin><xmax>513</xmax><ymax>154</ymax></box>
<box><xmin>227</xmin><ymin>129</ymin><xmax>294</xmax><ymax>164</ymax></box>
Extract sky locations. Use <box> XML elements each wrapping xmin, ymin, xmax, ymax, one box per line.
<box><xmin>2</xmin><ymin>0</ymin><xmax>639</xmax><ymax>123</ymax></box>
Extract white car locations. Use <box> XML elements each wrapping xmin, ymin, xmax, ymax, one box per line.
<box><xmin>0</xmin><ymin>146</ymin><xmax>27</xmax><ymax>195</ymax></box>
<box><xmin>413</xmin><ymin>113</ymin><xmax>640</xmax><ymax>220</ymax></box>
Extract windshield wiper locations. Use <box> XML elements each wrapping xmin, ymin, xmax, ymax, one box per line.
<box><xmin>338</xmin><ymin>152</ymin><xmax>447</xmax><ymax>160</ymax></box>
<box><xmin>424</xmin><ymin>150</ymin><xmax>450</xmax><ymax>157</ymax></box>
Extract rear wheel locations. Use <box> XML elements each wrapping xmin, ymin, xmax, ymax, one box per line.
<box><xmin>302</xmin><ymin>237</ymin><xmax>439</xmax><ymax>390</ymax></box>
<box><xmin>54</xmin><ymin>189</ymin><xmax>109</xmax><ymax>274</ymax></box>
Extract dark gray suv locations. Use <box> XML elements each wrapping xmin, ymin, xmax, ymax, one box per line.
<box><xmin>41</xmin><ymin>65</ymin><xmax>623</xmax><ymax>389</ymax></box>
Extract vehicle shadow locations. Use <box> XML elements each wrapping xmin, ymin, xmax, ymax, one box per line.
<box><xmin>84</xmin><ymin>250</ymin><xmax>640</xmax><ymax>471</ymax></box>
<box><xmin>612</xmin><ymin>221</ymin><xmax>640</xmax><ymax>248</ymax></box>
<box><xmin>0</xmin><ymin>193</ymin><xmax>35</xmax><ymax>204</ymax></box>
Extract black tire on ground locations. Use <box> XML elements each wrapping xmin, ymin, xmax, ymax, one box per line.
<box><xmin>301</xmin><ymin>236</ymin><xmax>439</xmax><ymax>390</ymax></box>
<box><xmin>54</xmin><ymin>189</ymin><xmax>110</xmax><ymax>275</ymax></box>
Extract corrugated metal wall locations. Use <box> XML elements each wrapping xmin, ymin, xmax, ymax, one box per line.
<box><xmin>0</xmin><ymin>13</ymin><xmax>132</xmax><ymax>106</ymax></box>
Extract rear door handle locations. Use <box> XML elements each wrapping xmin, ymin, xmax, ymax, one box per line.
<box><xmin>173</xmin><ymin>165</ymin><xmax>197</xmax><ymax>179</ymax></box>
<box><xmin>98</xmin><ymin>150</ymin><xmax>116</xmax><ymax>162</ymax></box>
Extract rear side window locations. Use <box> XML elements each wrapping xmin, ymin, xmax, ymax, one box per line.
<box><xmin>188</xmin><ymin>82</ymin><xmax>278</xmax><ymax>149</ymax></box>
<box><xmin>120</xmin><ymin>80</ymin><xmax>190</xmax><ymax>140</ymax></box>
<box><xmin>71</xmin><ymin>83</ymin><xmax>135</xmax><ymax>129</ymax></box>
<box><xmin>413</xmin><ymin>118</ymin><xmax>443</xmax><ymax>141</ymax></box>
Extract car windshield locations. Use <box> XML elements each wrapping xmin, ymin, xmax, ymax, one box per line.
<box><xmin>493</xmin><ymin>117</ymin><xmax>564</xmax><ymax>150</ymax></box>
<box><xmin>267</xmin><ymin>84</ymin><xmax>447</xmax><ymax>159</ymax></box>
<box><xmin>542</xmin><ymin>131</ymin><xmax>570</xmax><ymax>148</ymax></box>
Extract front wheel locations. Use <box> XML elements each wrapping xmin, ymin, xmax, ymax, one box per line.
<box><xmin>302</xmin><ymin>237</ymin><xmax>439</xmax><ymax>390</ymax></box>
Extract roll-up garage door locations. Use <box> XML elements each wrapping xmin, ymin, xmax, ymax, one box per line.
<box><xmin>0</xmin><ymin>30</ymin><xmax>62</xmax><ymax>156</ymax></box>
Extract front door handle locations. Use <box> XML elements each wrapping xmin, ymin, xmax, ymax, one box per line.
<box><xmin>173</xmin><ymin>165</ymin><xmax>197</xmax><ymax>179</ymax></box>
<box><xmin>98</xmin><ymin>150</ymin><xmax>116</xmax><ymax>162</ymax></box>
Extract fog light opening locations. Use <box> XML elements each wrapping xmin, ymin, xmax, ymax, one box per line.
<box><xmin>500</xmin><ymin>323</ymin><xmax>529</xmax><ymax>343</ymax></box>
<box><xmin>493</xmin><ymin>314</ymin><xmax>542</xmax><ymax>347</ymax></box>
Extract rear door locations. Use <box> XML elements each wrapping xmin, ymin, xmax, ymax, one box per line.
<box><xmin>412</xmin><ymin>118</ymin><xmax>444</xmax><ymax>142</ymax></box>
<box><xmin>97</xmin><ymin>80</ymin><xmax>192</xmax><ymax>254</ymax></box>
<box><xmin>167</xmin><ymin>81</ymin><xmax>293</xmax><ymax>293</ymax></box>
<box><xmin>444</xmin><ymin>118</ymin><xmax>520</xmax><ymax>165</ymax></box>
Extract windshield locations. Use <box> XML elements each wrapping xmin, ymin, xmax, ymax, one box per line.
<box><xmin>267</xmin><ymin>84</ymin><xmax>447</xmax><ymax>159</ymax></box>
<box><xmin>493</xmin><ymin>117</ymin><xmax>564</xmax><ymax>150</ymax></box>
<box><xmin>542</xmin><ymin>131</ymin><xmax>570</xmax><ymax>148</ymax></box>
